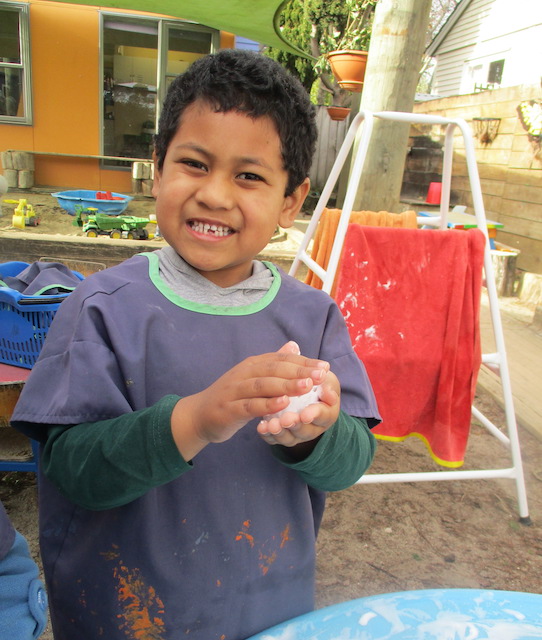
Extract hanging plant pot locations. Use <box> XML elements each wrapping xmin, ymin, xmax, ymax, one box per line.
<box><xmin>327</xmin><ymin>106</ymin><xmax>351</xmax><ymax>122</ymax></box>
<box><xmin>327</xmin><ymin>50</ymin><xmax>368</xmax><ymax>93</ymax></box>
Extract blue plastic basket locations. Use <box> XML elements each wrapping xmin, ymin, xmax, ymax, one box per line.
<box><xmin>52</xmin><ymin>189</ymin><xmax>132</xmax><ymax>215</ymax></box>
<box><xmin>0</xmin><ymin>262</ymin><xmax>83</xmax><ymax>369</ymax></box>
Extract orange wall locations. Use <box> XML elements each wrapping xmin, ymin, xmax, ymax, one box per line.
<box><xmin>32</xmin><ymin>3</ymin><xmax>99</xmax><ymax>154</ymax></box>
<box><xmin>221</xmin><ymin>32</ymin><xmax>235</xmax><ymax>49</ymax></box>
<box><xmin>0</xmin><ymin>1</ymin><xmax>225</xmax><ymax>192</ymax></box>
<box><xmin>31</xmin><ymin>157</ymin><xmax>132</xmax><ymax>192</ymax></box>
<box><xmin>31</xmin><ymin>2</ymin><xmax>106</xmax><ymax>188</ymax></box>
<box><xmin>0</xmin><ymin>1</ymin><xmax>125</xmax><ymax>190</ymax></box>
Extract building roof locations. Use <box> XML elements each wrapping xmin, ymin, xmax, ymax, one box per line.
<box><xmin>426</xmin><ymin>0</ymin><xmax>473</xmax><ymax>57</ymax></box>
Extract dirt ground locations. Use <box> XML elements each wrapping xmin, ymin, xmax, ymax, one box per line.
<box><xmin>1</xmin><ymin>190</ymin><xmax>541</xmax><ymax>638</ymax></box>
<box><xmin>0</xmin><ymin>189</ymin><xmax>157</xmax><ymax>238</ymax></box>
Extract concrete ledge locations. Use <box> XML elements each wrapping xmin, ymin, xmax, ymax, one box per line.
<box><xmin>0</xmin><ymin>231</ymin><xmax>163</xmax><ymax>269</ymax></box>
<box><xmin>0</xmin><ymin>227</ymin><xmax>304</xmax><ymax>272</ymax></box>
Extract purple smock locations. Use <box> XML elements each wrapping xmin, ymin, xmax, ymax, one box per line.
<box><xmin>12</xmin><ymin>252</ymin><xmax>379</xmax><ymax>640</ymax></box>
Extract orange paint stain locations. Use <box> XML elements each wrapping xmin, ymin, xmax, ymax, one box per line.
<box><xmin>258</xmin><ymin>550</ymin><xmax>277</xmax><ymax>576</ymax></box>
<box><xmin>280</xmin><ymin>524</ymin><xmax>291</xmax><ymax>548</ymax></box>
<box><xmin>235</xmin><ymin>531</ymin><xmax>255</xmax><ymax>547</ymax></box>
<box><xmin>112</xmin><ymin>563</ymin><xmax>166</xmax><ymax>640</ymax></box>
<box><xmin>100</xmin><ymin>548</ymin><xmax>121</xmax><ymax>561</ymax></box>
<box><xmin>235</xmin><ymin>521</ymin><xmax>255</xmax><ymax>547</ymax></box>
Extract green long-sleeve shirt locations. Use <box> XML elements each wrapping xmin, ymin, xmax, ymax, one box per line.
<box><xmin>40</xmin><ymin>395</ymin><xmax>376</xmax><ymax>511</ymax></box>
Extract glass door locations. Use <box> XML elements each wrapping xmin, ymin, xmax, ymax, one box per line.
<box><xmin>103</xmin><ymin>16</ymin><xmax>159</xmax><ymax>165</ymax></box>
<box><xmin>156</xmin><ymin>22</ymin><xmax>218</xmax><ymax>124</ymax></box>
<box><xmin>102</xmin><ymin>14</ymin><xmax>218</xmax><ymax>167</ymax></box>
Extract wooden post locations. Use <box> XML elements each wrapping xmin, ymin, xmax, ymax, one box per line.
<box><xmin>351</xmin><ymin>0</ymin><xmax>432</xmax><ymax>212</ymax></box>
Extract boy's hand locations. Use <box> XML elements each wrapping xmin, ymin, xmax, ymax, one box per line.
<box><xmin>256</xmin><ymin>340</ymin><xmax>340</xmax><ymax>450</ymax></box>
<box><xmin>170</xmin><ymin>342</ymin><xmax>330</xmax><ymax>460</ymax></box>
<box><xmin>256</xmin><ymin>369</ymin><xmax>340</xmax><ymax>449</ymax></box>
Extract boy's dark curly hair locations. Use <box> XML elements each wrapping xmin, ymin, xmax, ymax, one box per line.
<box><xmin>154</xmin><ymin>49</ymin><xmax>317</xmax><ymax>196</ymax></box>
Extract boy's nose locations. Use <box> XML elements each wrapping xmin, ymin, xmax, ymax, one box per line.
<box><xmin>195</xmin><ymin>174</ymin><xmax>235</xmax><ymax>211</ymax></box>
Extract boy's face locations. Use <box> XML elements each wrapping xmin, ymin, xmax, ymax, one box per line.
<box><xmin>153</xmin><ymin>100</ymin><xmax>309</xmax><ymax>288</ymax></box>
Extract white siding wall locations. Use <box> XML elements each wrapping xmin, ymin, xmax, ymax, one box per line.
<box><xmin>433</xmin><ymin>46</ymin><xmax>475</xmax><ymax>96</ymax></box>
<box><xmin>431</xmin><ymin>0</ymin><xmax>542</xmax><ymax>97</ymax></box>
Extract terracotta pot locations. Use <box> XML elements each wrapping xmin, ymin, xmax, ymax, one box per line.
<box><xmin>327</xmin><ymin>50</ymin><xmax>368</xmax><ymax>93</ymax></box>
<box><xmin>327</xmin><ymin>106</ymin><xmax>351</xmax><ymax>122</ymax></box>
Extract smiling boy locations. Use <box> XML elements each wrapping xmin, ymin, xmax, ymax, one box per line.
<box><xmin>12</xmin><ymin>50</ymin><xmax>380</xmax><ymax>640</ymax></box>
<box><xmin>154</xmin><ymin>105</ymin><xmax>300</xmax><ymax>289</ymax></box>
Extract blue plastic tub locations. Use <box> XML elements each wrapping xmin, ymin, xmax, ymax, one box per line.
<box><xmin>0</xmin><ymin>262</ymin><xmax>84</xmax><ymax>368</ymax></box>
<box><xmin>52</xmin><ymin>189</ymin><xmax>132</xmax><ymax>215</ymax></box>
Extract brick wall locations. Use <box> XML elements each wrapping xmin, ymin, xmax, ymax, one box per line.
<box><xmin>409</xmin><ymin>84</ymin><xmax>542</xmax><ymax>275</ymax></box>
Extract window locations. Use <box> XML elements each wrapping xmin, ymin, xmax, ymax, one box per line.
<box><xmin>0</xmin><ymin>2</ymin><xmax>32</xmax><ymax>124</ymax></box>
<box><xmin>101</xmin><ymin>15</ymin><xmax>218</xmax><ymax>166</ymax></box>
<box><xmin>487</xmin><ymin>59</ymin><xmax>504</xmax><ymax>85</ymax></box>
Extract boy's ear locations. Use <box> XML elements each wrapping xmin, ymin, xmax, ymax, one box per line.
<box><xmin>278</xmin><ymin>178</ymin><xmax>310</xmax><ymax>229</ymax></box>
<box><xmin>151</xmin><ymin>151</ymin><xmax>161</xmax><ymax>198</ymax></box>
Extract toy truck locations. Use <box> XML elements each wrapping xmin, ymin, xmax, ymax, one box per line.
<box><xmin>4</xmin><ymin>199</ymin><xmax>40</xmax><ymax>229</ymax></box>
<box><xmin>73</xmin><ymin>206</ymin><xmax>154</xmax><ymax>240</ymax></box>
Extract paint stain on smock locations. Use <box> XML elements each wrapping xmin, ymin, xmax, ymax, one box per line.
<box><xmin>235</xmin><ymin>521</ymin><xmax>293</xmax><ymax>576</ymax></box>
<box><xmin>235</xmin><ymin>520</ymin><xmax>255</xmax><ymax>547</ymax></box>
<box><xmin>112</xmin><ymin>561</ymin><xmax>166</xmax><ymax>640</ymax></box>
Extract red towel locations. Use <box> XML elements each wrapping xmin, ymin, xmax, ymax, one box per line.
<box><xmin>305</xmin><ymin>208</ymin><xmax>418</xmax><ymax>292</ymax></box>
<box><xmin>334</xmin><ymin>226</ymin><xmax>485</xmax><ymax>467</ymax></box>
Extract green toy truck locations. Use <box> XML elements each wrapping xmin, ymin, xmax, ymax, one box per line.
<box><xmin>74</xmin><ymin>206</ymin><xmax>154</xmax><ymax>240</ymax></box>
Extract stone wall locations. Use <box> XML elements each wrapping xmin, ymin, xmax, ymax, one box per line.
<box><xmin>1</xmin><ymin>151</ymin><xmax>35</xmax><ymax>189</ymax></box>
<box><xmin>131</xmin><ymin>161</ymin><xmax>154</xmax><ymax>197</ymax></box>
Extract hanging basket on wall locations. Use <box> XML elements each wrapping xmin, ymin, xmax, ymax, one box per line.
<box><xmin>327</xmin><ymin>106</ymin><xmax>351</xmax><ymax>121</ymax></box>
<box><xmin>327</xmin><ymin>50</ymin><xmax>368</xmax><ymax>93</ymax></box>
<box><xmin>472</xmin><ymin>117</ymin><xmax>501</xmax><ymax>144</ymax></box>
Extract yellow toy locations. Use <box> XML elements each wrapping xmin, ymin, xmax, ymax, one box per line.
<box><xmin>4</xmin><ymin>199</ymin><xmax>40</xmax><ymax>229</ymax></box>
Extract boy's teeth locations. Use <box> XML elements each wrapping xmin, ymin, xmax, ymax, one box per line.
<box><xmin>191</xmin><ymin>221</ymin><xmax>232</xmax><ymax>236</ymax></box>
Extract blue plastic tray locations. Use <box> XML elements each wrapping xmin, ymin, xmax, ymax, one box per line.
<box><xmin>247</xmin><ymin>589</ymin><xmax>542</xmax><ymax>639</ymax></box>
<box><xmin>0</xmin><ymin>262</ymin><xmax>83</xmax><ymax>369</ymax></box>
<box><xmin>52</xmin><ymin>189</ymin><xmax>132</xmax><ymax>215</ymax></box>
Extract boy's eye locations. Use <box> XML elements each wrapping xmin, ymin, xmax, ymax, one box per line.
<box><xmin>181</xmin><ymin>159</ymin><xmax>207</xmax><ymax>171</ymax></box>
<box><xmin>238</xmin><ymin>172</ymin><xmax>263</xmax><ymax>182</ymax></box>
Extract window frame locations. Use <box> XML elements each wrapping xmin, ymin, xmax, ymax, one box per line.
<box><xmin>0</xmin><ymin>1</ymin><xmax>32</xmax><ymax>125</ymax></box>
<box><xmin>487</xmin><ymin>59</ymin><xmax>505</xmax><ymax>86</ymax></box>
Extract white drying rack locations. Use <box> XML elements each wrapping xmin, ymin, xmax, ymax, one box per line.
<box><xmin>290</xmin><ymin>110</ymin><xmax>530</xmax><ymax>522</ymax></box>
